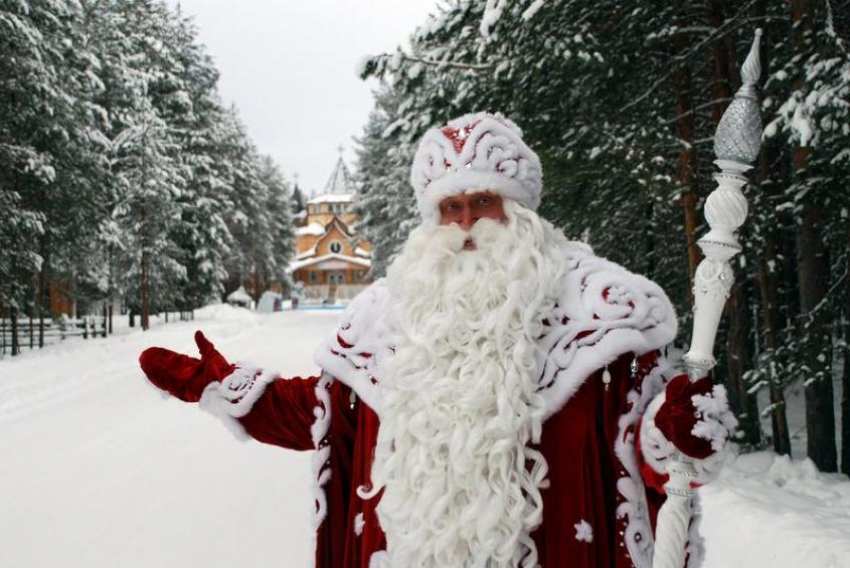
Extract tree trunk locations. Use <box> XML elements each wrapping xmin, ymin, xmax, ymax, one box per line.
<box><xmin>38</xmin><ymin>267</ymin><xmax>45</xmax><ymax>349</ymax></box>
<box><xmin>752</xmin><ymin>17</ymin><xmax>791</xmax><ymax>455</ymax></box>
<box><xmin>11</xmin><ymin>307</ymin><xmax>20</xmax><ymax>356</ymax></box>
<box><xmin>792</xmin><ymin>0</ymin><xmax>837</xmax><ymax>472</ymax></box>
<box><xmin>797</xmin><ymin>191</ymin><xmax>836</xmax><ymax>471</ymax></box>
<box><xmin>841</xmin><ymin>224</ymin><xmax>850</xmax><ymax>475</ymax></box>
<box><xmin>706</xmin><ymin>0</ymin><xmax>735</xmax><ymax>122</ymax></box>
<box><xmin>673</xmin><ymin>20</ymin><xmax>702</xmax><ymax>293</ymax></box>
<box><xmin>726</xmin><ymin>276</ymin><xmax>761</xmax><ymax>446</ymax></box>
<box><xmin>107</xmin><ymin>246</ymin><xmax>114</xmax><ymax>335</ymax></box>
<box><xmin>757</xmin><ymin>250</ymin><xmax>792</xmax><ymax>455</ymax></box>
<box><xmin>141</xmin><ymin>248</ymin><xmax>150</xmax><ymax>331</ymax></box>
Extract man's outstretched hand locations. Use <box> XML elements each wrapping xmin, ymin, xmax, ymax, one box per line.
<box><xmin>139</xmin><ymin>331</ymin><xmax>235</xmax><ymax>403</ymax></box>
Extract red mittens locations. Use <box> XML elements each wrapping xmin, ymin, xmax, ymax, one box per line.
<box><xmin>139</xmin><ymin>331</ymin><xmax>235</xmax><ymax>403</ymax></box>
<box><xmin>654</xmin><ymin>374</ymin><xmax>723</xmax><ymax>460</ymax></box>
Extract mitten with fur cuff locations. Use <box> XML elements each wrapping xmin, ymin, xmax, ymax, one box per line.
<box><xmin>139</xmin><ymin>331</ymin><xmax>235</xmax><ymax>402</ymax></box>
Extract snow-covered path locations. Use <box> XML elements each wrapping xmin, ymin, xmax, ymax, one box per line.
<box><xmin>1</xmin><ymin>306</ymin><xmax>849</xmax><ymax>568</ymax></box>
<box><xmin>0</xmin><ymin>306</ymin><xmax>339</xmax><ymax>568</ymax></box>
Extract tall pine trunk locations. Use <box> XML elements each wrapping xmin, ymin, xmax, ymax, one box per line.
<box><xmin>673</xmin><ymin>3</ymin><xmax>701</xmax><ymax>296</ymax></box>
<box><xmin>141</xmin><ymin>249</ymin><xmax>150</xmax><ymax>331</ymax></box>
<box><xmin>726</xmin><ymin>276</ymin><xmax>761</xmax><ymax>445</ymax></box>
<box><xmin>140</xmin><ymin>128</ymin><xmax>150</xmax><ymax>332</ymax></box>
<box><xmin>796</xmin><ymin>171</ymin><xmax>837</xmax><ymax>471</ymax></box>
<box><xmin>757</xmin><ymin>246</ymin><xmax>792</xmax><ymax>455</ymax></box>
<box><xmin>842</xmin><ymin>224</ymin><xmax>850</xmax><ymax>474</ymax></box>
<box><xmin>753</xmin><ymin>19</ymin><xmax>792</xmax><ymax>455</ymax></box>
<box><xmin>791</xmin><ymin>0</ymin><xmax>837</xmax><ymax>472</ymax></box>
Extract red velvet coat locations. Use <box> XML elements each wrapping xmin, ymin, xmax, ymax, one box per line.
<box><xmin>194</xmin><ymin>248</ymin><xmax>708</xmax><ymax>568</ymax></box>
<box><xmin>231</xmin><ymin>350</ymin><xmax>672</xmax><ymax>568</ymax></box>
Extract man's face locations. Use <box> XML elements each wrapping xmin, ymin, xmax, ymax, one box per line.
<box><xmin>438</xmin><ymin>191</ymin><xmax>507</xmax><ymax>250</ymax></box>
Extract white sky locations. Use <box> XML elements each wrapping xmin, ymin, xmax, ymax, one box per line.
<box><xmin>169</xmin><ymin>0</ymin><xmax>441</xmax><ymax>195</ymax></box>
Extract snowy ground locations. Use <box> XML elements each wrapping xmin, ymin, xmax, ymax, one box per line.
<box><xmin>1</xmin><ymin>306</ymin><xmax>849</xmax><ymax>568</ymax></box>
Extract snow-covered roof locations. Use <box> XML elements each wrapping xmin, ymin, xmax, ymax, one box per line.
<box><xmin>306</xmin><ymin>193</ymin><xmax>353</xmax><ymax>205</ymax></box>
<box><xmin>289</xmin><ymin>253</ymin><xmax>371</xmax><ymax>272</ymax></box>
<box><xmin>322</xmin><ymin>155</ymin><xmax>354</xmax><ymax>195</ymax></box>
<box><xmin>295</xmin><ymin>222</ymin><xmax>326</xmax><ymax>236</ymax></box>
<box><xmin>296</xmin><ymin>245</ymin><xmax>317</xmax><ymax>260</ymax></box>
<box><xmin>226</xmin><ymin>286</ymin><xmax>252</xmax><ymax>304</ymax></box>
<box><xmin>354</xmin><ymin>246</ymin><xmax>371</xmax><ymax>258</ymax></box>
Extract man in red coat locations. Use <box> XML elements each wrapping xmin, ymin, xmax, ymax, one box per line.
<box><xmin>140</xmin><ymin>113</ymin><xmax>736</xmax><ymax>568</ymax></box>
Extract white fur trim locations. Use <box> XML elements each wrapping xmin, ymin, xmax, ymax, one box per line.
<box><xmin>198</xmin><ymin>365</ymin><xmax>278</xmax><ymax>439</ymax></box>
<box><xmin>574</xmin><ymin>519</ymin><xmax>594</xmax><ymax>543</ymax></box>
<box><xmin>218</xmin><ymin>365</ymin><xmax>278</xmax><ymax>418</ymax></box>
<box><xmin>310</xmin><ymin>373</ymin><xmax>333</xmax><ymax>531</ymax></box>
<box><xmin>416</xmin><ymin>171</ymin><xmax>534</xmax><ymax>223</ymax></box>
<box><xmin>536</xmin><ymin>249</ymin><xmax>678</xmax><ymax>419</ymax></box>
<box><xmin>314</xmin><ymin>248</ymin><xmax>677</xmax><ymax>425</ymax></box>
<box><xmin>691</xmin><ymin>385</ymin><xmax>738</xmax><ymax>452</ymax></box>
<box><xmin>198</xmin><ymin>382</ymin><xmax>251</xmax><ymax>441</ymax></box>
<box><xmin>313</xmin><ymin>280</ymin><xmax>391</xmax><ymax>414</ymax></box>
<box><xmin>411</xmin><ymin>112</ymin><xmax>542</xmax><ymax>222</ymax></box>
<box><xmin>639</xmin><ymin>391</ymin><xmax>676</xmax><ymax>475</ymax></box>
<box><xmin>368</xmin><ymin>551</ymin><xmax>389</xmax><ymax>568</ymax></box>
<box><xmin>614</xmin><ymin>354</ymin><xmax>673</xmax><ymax>568</ymax></box>
<box><xmin>639</xmin><ymin>387</ymin><xmax>732</xmax><ymax>484</ymax></box>
<box><xmin>354</xmin><ymin>512</ymin><xmax>365</xmax><ymax>536</ymax></box>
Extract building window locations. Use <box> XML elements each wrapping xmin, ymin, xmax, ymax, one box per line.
<box><xmin>329</xmin><ymin>241</ymin><xmax>343</xmax><ymax>254</ymax></box>
<box><xmin>329</xmin><ymin>272</ymin><xmax>346</xmax><ymax>285</ymax></box>
<box><xmin>309</xmin><ymin>270</ymin><xmax>318</xmax><ymax>283</ymax></box>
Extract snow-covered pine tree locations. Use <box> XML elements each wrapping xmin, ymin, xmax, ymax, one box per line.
<box><xmin>257</xmin><ymin>155</ymin><xmax>296</xmax><ymax>292</ymax></box>
<box><xmin>219</xmin><ymin>108</ymin><xmax>279</xmax><ymax>302</ymax></box>
<box><xmin>1</xmin><ymin>0</ymin><xmax>297</xmax><ymax>342</ymax></box>
<box><xmin>0</xmin><ymin>0</ymin><xmax>107</xmax><ymax>350</ymax></box>
<box><xmin>356</xmin><ymin>0</ymin><xmax>850</xmax><ymax>468</ymax></box>
<box><xmin>164</xmin><ymin>10</ymin><xmax>237</xmax><ymax>313</ymax></box>
<box><xmin>353</xmin><ymin>86</ymin><xmax>418</xmax><ymax>277</ymax></box>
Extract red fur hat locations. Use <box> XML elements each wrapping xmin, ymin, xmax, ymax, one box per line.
<box><xmin>410</xmin><ymin>112</ymin><xmax>542</xmax><ymax>222</ymax></box>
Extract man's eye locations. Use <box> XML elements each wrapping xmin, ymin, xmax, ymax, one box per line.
<box><xmin>478</xmin><ymin>197</ymin><xmax>492</xmax><ymax>206</ymax></box>
<box><xmin>446</xmin><ymin>202</ymin><xmax>461</xmax><ymax>211</ymax></box>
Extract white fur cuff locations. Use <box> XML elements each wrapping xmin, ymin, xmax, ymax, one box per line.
<box><xmin>198</xmin><ymin>366</ymin><xmax>278</xmax><ymax>440</ymax></box>
<box><xmin>639</xmin><ymin>390</ymin><xmax>728</xmax><ymax>484</ymax></box>
<box><xmin>639</xmin><ymin>391</ymin><xmax>676</xmax><ymax>475</ymax></box>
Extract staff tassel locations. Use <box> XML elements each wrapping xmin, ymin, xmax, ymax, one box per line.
<box><xmin>652</xmin><ymin>28</ymin><xmax>763</xmax><ymax>568</ymax></box>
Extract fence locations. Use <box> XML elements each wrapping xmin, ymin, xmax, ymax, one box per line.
<box><xmin>0</xmin><ymin>315</ymin><xmax>108</xmax><ymax>356</ymax></box>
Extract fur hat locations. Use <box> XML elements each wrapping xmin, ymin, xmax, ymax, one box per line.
<box><xmin>410</xmin><ymin>112</ymin><xmax>542</xmax><ymax>222</ymax></box>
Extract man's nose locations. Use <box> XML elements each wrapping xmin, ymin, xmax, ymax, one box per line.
<box><xmin>459</xmin><ymin>205</ymin><xmax>476</xmax><ymax>230</ymax></box>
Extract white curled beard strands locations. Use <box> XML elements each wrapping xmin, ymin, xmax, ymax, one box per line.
<box><xmin>367</xmin><ymin>202</ymin><xmax>569</xmax><ymax>567</ymax></box>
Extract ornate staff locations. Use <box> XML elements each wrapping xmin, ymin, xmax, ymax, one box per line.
<box><xmin>652</xmin><ymin>29</ymin><xmax>763</xmax><ymax>568</ymax></box>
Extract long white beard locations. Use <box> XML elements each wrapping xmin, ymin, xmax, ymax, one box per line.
<box><xmin>367</xmin><ymin>201</ymin><xmax>569</xmax><ymax>568</ymax></box>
